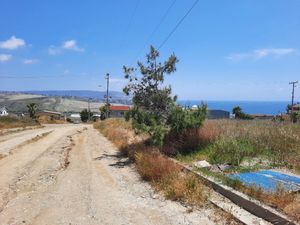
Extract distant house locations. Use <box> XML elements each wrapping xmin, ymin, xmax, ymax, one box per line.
<box><xmin>69</xmin><ymin>113</ymin><xmax>81</xmax><ymax>123</ymax></box>
<box><xmin>207</xmin><ymin>110</ymin><xmax>230</xmax><ymax>119</ymax></box>
<box><xmin>109</xmin><ymin>105</ymin><xmax>131</xmax><ymax>117</ymax></box>
<box><xmin>0</xmin><ymin>106</ymin><xmax>9</xmax><ymax>117</ymax></box>
<box><xmin>291</xmin><ymin>104</ymin><xmax>300</xmax><ymax>114</ymax></box>
<box><xmin>91</xmin><ymin>113</ymin><xmax>101</xmax><ymax>121</ymax></box>
<box><xmin>36</xmin><ymin>110</ymin><xmax>64</xmax><ymax>121</ymax></box>
<box><xmin>190</xmin><ymin>105</ymin><xmax>230</xmax><ymax>119</ymax></box>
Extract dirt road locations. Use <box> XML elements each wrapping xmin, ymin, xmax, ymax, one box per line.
<box><xmin>0</xmin><ymin>124</ymin><xmax>216</xmax><ymax>225</ymax></box>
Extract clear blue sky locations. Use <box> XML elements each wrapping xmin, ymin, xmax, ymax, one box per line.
<box><xmin>0</xmin><ymin>0</ymin><xmax>299</xmax><ymax>101</ymax></box>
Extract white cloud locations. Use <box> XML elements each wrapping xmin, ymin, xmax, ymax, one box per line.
<box><xmin>49</xmin><ymin>39</ymin><xmax>84</xmax><ymax>55</ymax></box>
<box><xmin>253</xmin><ymin>48</ymin><xmax>296</xmax><ymax>59</ymax></box>
<box><xmin>48</xmin><ymin>45</ymin><xmax>61</xmax><ymax>55</ymax></box>
<box><xmin>0</xmin><ymin>36</ymin><xmax>26</xmax><ymax>50</ymax></box>
<box><xmin>227</xmin><ymin>48</ymin><xmax>297</xmax><ymax>61</ymax></box>
<box><xmin>62</xmin><ymin>40</ymin><xmax>84</xmax><ymax>52</ymax></box>
<box><xmin>23</xmin><ymin>58</ymin><xmax>39</xmax><ymax>64</ymax></box>
<box><xmin>0</xmin><ymin>54</ymin><xmax>12</xmax><ymax>62</ymax></box>
<box><xmin>226</xmin><ymin>53</ymin><xmax>249</xmax><ymax>61</ymax></box>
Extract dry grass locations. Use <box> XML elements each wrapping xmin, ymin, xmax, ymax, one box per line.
<box><xmin>283</xmin><ymin>200</ymin><xmax>300</xmax><ymax>222</ymax></box>
<box><xmin>0</xmin><ymin>116</ymin><xmax>39</xmax><ymax>130</ymax></box>
<box><xmin>135</xmin><ymin>151</ymin><xmax>180</xmax><ymax>181</ymax></box>
<box><xmin>94</xmin><ymin>119</ymin><xmax>209</xmax><ymax>207</ymax></box>
<box><xmin>241</xmin><ymin>185</ymin><xmax>299</xmax><ymax>222</ymax></box>
<box><xmin>134</xmin><ymin>150</ymin><xmax>209</xmax><ymax>207</ymax></box>
<box><xmin>163</xmin><ymin>128</ymin><xmax>202</xmax><ymax>155</ymax></box>
<box><xmin>94</xmin><ymin>118</ymin><xmax>134</xmax><ymax>149</ymax></box>
<box><xmin>179</xmin><ymin>119</ymin><xmax>300</xmax><ymax>170</ymax></box>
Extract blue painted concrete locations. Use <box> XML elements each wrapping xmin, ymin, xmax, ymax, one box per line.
<box><xmin>229</xmin><ymin>170</ymin><xmax>300</xmax><ymax>192</ymax></box>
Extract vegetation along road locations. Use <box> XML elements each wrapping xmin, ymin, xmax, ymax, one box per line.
<box><xmin>0</xmin><ymin>124</ymin><xmax>219</xmax><ymax>225</ymax></box>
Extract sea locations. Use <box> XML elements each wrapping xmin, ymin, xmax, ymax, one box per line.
<box><xmin>177</xmin><ymin>100</ymin><xmax>290</xmax><ymax>115</ymax></box>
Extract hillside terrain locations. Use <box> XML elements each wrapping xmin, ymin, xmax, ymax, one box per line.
<box><xmin>0</xmin><ymin>91</ymin><xmax>130</xmax><ymax>113</ymax></box>
<box><xmin>23</xmin><ymin>90</ymin><xmax>130</xmax><ymax>103</ymax></box>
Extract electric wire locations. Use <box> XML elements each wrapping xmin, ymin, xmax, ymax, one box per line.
<box><xmin>135</xmin><ymin>0</ymin><xmax>177</xmax><ymax>58</ymax></box>
<box><xmin>158</xmin><ymin>0</ymin><xmax>199</xmax><ymax>50</ymax></box>
<box><xmin>119</xmin><ymin>0</ymin><xmax>141</xmax><ymax>49</ymax></box>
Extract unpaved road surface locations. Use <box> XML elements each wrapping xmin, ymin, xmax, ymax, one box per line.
<box><xmin>0</xmin><ymin>124</ymin><xmax>217</xmax><ymax>225</ymax></box>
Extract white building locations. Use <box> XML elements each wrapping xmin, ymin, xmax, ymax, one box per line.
<box><xmin>69</xmin><ymin>113</ymin><xmax>81</xmax><ymax>123</ymax></box>
<box><xmin>0</xmin><ymin>107</ymin><xmax>8</xmax><ymax>117</ymax></box>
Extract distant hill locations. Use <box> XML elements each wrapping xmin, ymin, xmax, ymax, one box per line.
<box><xmin>23</xmin><ymin>90</ymin><xmax>130</xmax><ymax>103</ymax></box>
<box><xmin>0</xmin><ymin>90</ymin><xmax>131</xmax><ymax>113</ymax></box>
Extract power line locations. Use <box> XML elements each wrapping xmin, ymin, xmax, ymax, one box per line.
<box><xmin>0</xmin><ymin>74</ymin><xmax>95</xmax><ymax>79</ymax></box>
<box><xmin>0</xmin><ymin>75</ymin><xmax>62</xmax><ymax>79</ymax></box>
<box><xmin>136</xmin><ymin>0</ymin><xmax>177</xmax><ymax>57</ymax></box>
<box><xmin>158</xmin><ymin>0</ymin><xmax>199</xmax><ymax>50</ymax></box>
<box><xmin>119</xmin><ymin>0</ymin><xmax>141</xmax><ymax>49</ymax></box>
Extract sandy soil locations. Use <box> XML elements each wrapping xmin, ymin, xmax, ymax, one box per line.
<box><xmin>0</xmin><ymin>124</ymin><xmax>217</xmax><ymax>225</ymax></box>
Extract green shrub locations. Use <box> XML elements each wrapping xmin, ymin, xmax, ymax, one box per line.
<box><xmin>168</xmin><ymin>105</ymin><xmax>207</xmax><ymax>135</ymax></box>
<box><xmin>208</xmin><ymin>137</ymin><xmax>257</xmax><ymax>165</ymax></box>
<box><xmin>80</xmin><ymin>109</ymin><xmax>93</xmax><ymax>122</ymax></box>
<box><xmin>123</xmin><ymin>46</ymin><xmax>206</xmax><ymax>148</ymax></box>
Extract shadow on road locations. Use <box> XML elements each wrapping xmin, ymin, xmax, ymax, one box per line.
<box><xmin>94</xmin><ymin>153</ymin><xmax>133</xmax><ymax>168</ymax></box>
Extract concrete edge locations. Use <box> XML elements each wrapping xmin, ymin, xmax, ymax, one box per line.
<box><xmin>170</xmin><ymin>158</ymin><xmax>297</xmax><ymax>225</ymax></box>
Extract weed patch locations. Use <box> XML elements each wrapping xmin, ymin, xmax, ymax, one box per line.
<box><xmin>0</xmin><ymin>116</ymin><xmax>39</xmax><ymax>129</ymax></box>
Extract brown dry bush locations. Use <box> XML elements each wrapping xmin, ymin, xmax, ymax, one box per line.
<box><xmin>163</xmin><ymin>128</ymin><xmax>201</xmax><ymax>155</ymax></box>
<box><xmin>238</xmin><ymin>184</ymin><xmax>299</xmax><ymax>223</ymax></box>
<box><xmin>198</xmin><ymin>120</ymin><xmax>221</xmax><ymax>145</ymax></box>
<box><xmin>283</xmin><ymin>200</ymin><xmax>300</xmax><ymax>222</ymax></box>
<box><xmin>135</xmin><ymin>150</ymin><xmax>208</xmax><ymax>206</ymax></box>
<box><xmin>163</xmin><ymin>120</ymin><xmax>221</xmax><ymax>156</ymax></box>
<box><xmin>94</xmin><ymin>119</ymin><xmax>133</xmax><ymax>148</ymax></box>
<box><xmin>162</xmin><ymin>173</ymin><xmax>208</xmax><ymax>206</ymax></box>
<box><xmin>135</xmin><ymin>151</ymin><xmax>181</xmax><ymax>181</ymax></box>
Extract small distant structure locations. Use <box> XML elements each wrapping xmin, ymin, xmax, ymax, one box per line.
<box><xmin>290</xmin><ymin>103</ymin><xmax>300</xmax><ymax>114</ymax></box>
<box><xmin>0</xmin><ymin>106</ymin><xmax>9</xmax><ymax>117</ymax></box>
<box><xmin>207</xmin><ymin>110</ymin><xmax>230</xmax><ymax>119</ymax></box>
<box><xmin>68</xmin><ymin>113</ymin><xmax>81</xmax><ymax>123</ymax></box>
<box><xmin>190</xmin><ymin>105</ymin><xmax>230</xmax><ymax>119</ymax></box>
<box><xmin>191</xmin><ymin>105</ymin><xmax>198</xmax><ymax>110</ymax></box>
<box><xmin>91</xmin><ymin>113</ymin><xmax>101</xmax><ymax>121</ymax></box>
<box><xmin>250</xmin><ymin>114</ymin><xmax>274</xmax><ymax>120</ymax></box>
<box><xmin>109</xmin><ymin>105</ymin><xmax>131</xmax><ymax>118</ymax></box>
<box><xmin>36</xmin><ymin>110</ymin><xmax>64</xmax><ymax>121</ymax></box>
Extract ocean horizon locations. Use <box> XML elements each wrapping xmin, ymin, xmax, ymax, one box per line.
<box><xmin>177</xmin><ymin>100</ymin><xmax>291</xmax><ymax>115</ymax></box>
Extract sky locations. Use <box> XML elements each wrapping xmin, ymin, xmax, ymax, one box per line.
<box><xmin>0</xmin><ymin>0</ymin><xmax>299</xmax><ymax>101</ymax></box>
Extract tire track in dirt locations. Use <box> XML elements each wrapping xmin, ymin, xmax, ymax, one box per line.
<box><xmin>0</xmin><ymin>125</ymin><xmax>85</xmax><ymax>214</ymax></box>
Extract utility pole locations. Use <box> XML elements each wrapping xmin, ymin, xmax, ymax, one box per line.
<box><xmin>105</xmin><ymin>73</ymin><xmax>110</xmax><ymax>119</ymax></box>
<box><xmin>87</xmin><ymin>98</ymin><xmax>91</xmax><ymax>121</ymax></box>
<box><xmin>289</xmin><ymin>81</ymin><xmax>298</xmax><ymax>114</ymax></box>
